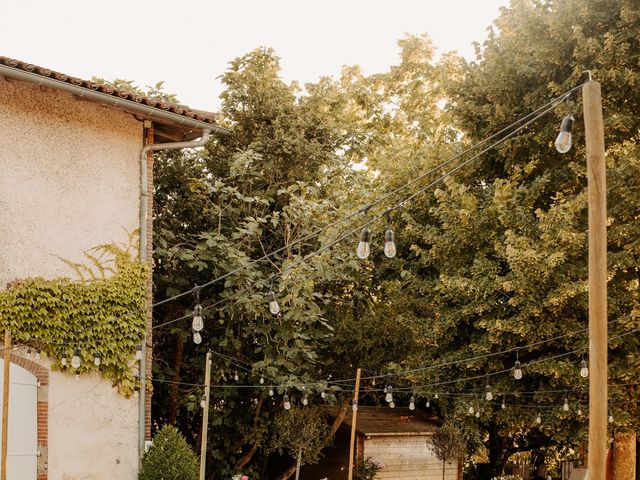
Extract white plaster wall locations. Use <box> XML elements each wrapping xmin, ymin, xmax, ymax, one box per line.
<box><xmin>0</xmin><ymin>78</ymin><xmax>143</xmax><ymax>480</ymax></box>
<box><xmin>46</xmin><ymin>361</ymin><xmax>139</xmax><ymax>480</ymax></box>
<box><xmin>0</xmin><ymin>77</ymin><xmax>142</xmax><ymax>285</ymax></box>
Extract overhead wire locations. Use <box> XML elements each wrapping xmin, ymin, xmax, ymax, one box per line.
<box><xmin>152</xmin><ymin>84</ymin><xmax>586</xmax><ymax>309</ymax></box>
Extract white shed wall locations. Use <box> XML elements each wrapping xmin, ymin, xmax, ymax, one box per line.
<box><xmin>364</xmin><ymin>436</ymin><xmax>458</xmax><ymax>480</ymax></box>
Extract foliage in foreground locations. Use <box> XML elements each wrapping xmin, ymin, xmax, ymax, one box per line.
<box><xmin>138</xmin><ymin>425</ymin><xmax>199</xmax><ymax>480</ymax></box>
<box><xmin>353</xmin><ymin>457</ymin><xmax>382</xmax><ymax>480</ymax></box>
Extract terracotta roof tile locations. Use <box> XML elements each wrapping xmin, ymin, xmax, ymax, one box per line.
<box><xmin>0</xmin><ymin>56</ymin><xmax>218</xmax><ymax>126</ymax></box>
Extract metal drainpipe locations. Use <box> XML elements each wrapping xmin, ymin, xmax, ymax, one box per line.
<box><xmin>138</xmin><ymin>128</ymin><xmax>212</xmax><ymax>464</ymax></box>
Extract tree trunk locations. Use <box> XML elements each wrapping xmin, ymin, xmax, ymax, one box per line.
<box><xmin>487</xmin><ymin>421</ymin><xmax>509</xmax><ymax>478</ymax></box>
<box><xmin>612</xmin><ymin>432</ymin><xmax>636</xmax><ymax>480</ymax></box>
<box><xmin>295</xmin><ymin>447</ymin><xmax>302</xmax><ymax>480</ymax></box>
<box><xmin>276</xmin><ymin>398</ymin><xmax>351</xmax><ymax>480</ymax></box>
<box><xmin>233</xmin><ymin>396</ymin><xmax>266</xmax><ymax>470</ymax></box>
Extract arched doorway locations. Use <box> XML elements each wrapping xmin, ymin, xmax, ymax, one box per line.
<box><xmin>0</xmin><ymin>359</ymin><xmax>38</xmax><ymax>479</ymax></box>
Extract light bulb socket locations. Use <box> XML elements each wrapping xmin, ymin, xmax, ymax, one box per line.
<box><xmin>359</xmin><ymin>227</ymin><xmax>371</xmax><ymax>243</ymax></box>
<box><xmin>560</xmin><ymin>115</ymin><xmax>574</xmax><ymax>133</ymax></box>
<box><xmin>385</xmin><ymin>229</ymin><xmax>394</xmax><ymax>243</ymax></box>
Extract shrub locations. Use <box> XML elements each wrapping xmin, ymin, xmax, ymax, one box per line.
<box><xmin>139</xmin><ymin>425</ymin><xmax>199</xmax><ymax>480</ymax></box>
<box><xmin>353</xmin><ymin>457</ymin><xmax>382</xmax><ymax>480</ymax></box>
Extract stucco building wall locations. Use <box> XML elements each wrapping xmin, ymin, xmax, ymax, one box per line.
<box><xmin>0</xmin><ymin>76</ymin><xmax>141</xmax><ymax>285</ymax></box>
<box><xmin>0</xmin><ymin>77</ymin><xmax>143</xmax><ymax>480</ymax></box>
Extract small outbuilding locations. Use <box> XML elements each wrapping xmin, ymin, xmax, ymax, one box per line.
<box><xmin>302</xmin><ymin>406</ymin><xmax>463</xmax><ymax>480</ymax></box>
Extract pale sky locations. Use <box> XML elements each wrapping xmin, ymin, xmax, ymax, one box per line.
<box><xmin>1</xmin><ymin>0</ymin><xmax>508</xmax><ymax>112</ymax></box>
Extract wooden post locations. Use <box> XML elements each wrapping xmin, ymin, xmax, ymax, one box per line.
<box><xmin>1</xmin><ymin>331</ymin><xmax>11</xmax><ymax>480</ymax></box>
<box><xmin>584</xmin><ymin>79</ymin><xmax>607</xmax><ymax>480</ymax></box>
<box><xmin>199</xmin><ymin>351</ymin><xmax>212</xmax><ymax>480</ymax></box>
<box><xmin>347</xmin><ymin>368</ymin><xmax>362</xmax><ymax>480</ymax></box>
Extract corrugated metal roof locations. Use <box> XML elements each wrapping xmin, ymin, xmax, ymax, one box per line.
<box><xmin>342</xmin><ymin>406</ymin><xmax>442</xmax><ymax>436</ymax></box>
<box><xmin>0</xmin><ymin>56</ymin><xmax>218</xmax><ymax>126</ymax></box>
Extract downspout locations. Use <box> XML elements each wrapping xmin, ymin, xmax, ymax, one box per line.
<box><xmin>138</xmin><ymin>128</ymin><xmax>212</xmax><ymax>464</ymax></box>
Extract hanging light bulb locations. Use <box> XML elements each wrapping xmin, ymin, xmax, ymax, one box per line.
<box><xmin>61</xmin><ymin>355</ymin><xmax>67</xmax><ymax>367</ymax></box>
<box><xmin>501</xmin><ymin>398</ymin><xmax>506</xmax><ymax>410</ymax></box>
<box><xmin>371</xmin><ymin>378</ymin><xmax>376</xmax><ymax>387</ymax></box>
<box><xmin>192</xmin><ymin>304</ymin><xmax>204</xmax><ymax>332</ymax></box>
<box><xmin>234</xmin><ymin>370</ymin><xmax>239</xmax><ymax>382</ymax></box>
<box><xmin>513</xmin><ymin>360</ymin><xmax>523</xmax><ymax>380</ymax></box>
<box><xmin>475</xmin><ymin>410</ymin><xmax>480</xmax><ymax>418</ymax></box>
<box><xmin>468</xmin><ymin>405</ymin><xmax>475</xmax><ymax>415</ymax></box>
<box><xmin>536</xmin><ymin>412</ymin><xmax>542</xmax><ymax>424</ymax></box>
<box><xmin>192</xmin><ymin>331</ymin><xmax>202</xmax><ymax>345</ymax></box>
<box><xmin>303</xmin><ymin>394</ymin><xmax>309</xmax><ymax>406</ymax></box>
<box><xmin>351</xmin><ymin>399</ymin><xmax>357</xmax><ymax>412</ymax></box>
<box><xmin>426</xmin><ymin>398</ymin><xmax>430</xmax><ymax>408</ymax></box>
<box><xmin>200</xmin><ymin>395</ymin><xmax>206</xmax><ymax>409</ymax></box>
<box><xmin>485</xmin><ymin>384</ymin><xmax>493</xmax><ymax>401</ymax></box>
<box><xmin>268</xmin><ymin>388</ymin><xmax>274</xmax><ymax>397</ymax></box>
<box><xmin>409</xmin><ymin>396</ymin><xmax>415</xmax><ymax>410</ymax></box>
<box><xmin>434</xmin><ymin>393</ymin><xmax>438</xmax><ymax>400</ymax></box>
<box><xmin>384</xmin><ymin>228</ymin><xmax>396</xmax><ymax>258</ymax></box>
<box><xmin>389</xmin><ymin>401</ymin><xmax>395</xmax><ymax>409</ymax></box>
<box><xmin>580</xmin><ymin>359</ymin><xmax>589</xmax><ymax>378</ymax></box>
<box><xmin>259</xmin><ymin>376</ymin><xmax>265</xmax><ymax>385</ymax></box>
<box><xmin>321</xmin><ymin>391</ymin><xmax>326</xmax><ymax>400</ymax></box>
<box><xmin>563</xmin><ymin>397</ymin><xmax>569</xmax><ymax>412</ymax></box>
<box><xmin>268</xmin><ymin>291</ymin><xmax>280</xmax><ymax>315</ymax></box>
<box><xmin>555</xmin><ymin>115</ymin><xmax>574</xmax><ymax>154</ymax></box>
<box><xmin>93</xmin><ymin>352</ymin><xmax>102</xmax><ymax>366</ymax></box>
<box><xmin>71</xmin><ymin>347</ymin><xmax>81</xmax><ymax>370</ymax></box>
<box><xmin>385</xmin><ymin>385</ymin><xmax>393</xmax><ymax>403</ymax></box>
<box><xmin>356</xmin><ymin>227</ymin><xmax>371</xmax><ymax>259</ymax></box>
<box><xmin>577</xmin><ymin>407</ymin><xmax>583</xmax><ymax>416</ymax></box>
<box><xmin>135</xmin><ymin>344</ymin><xmax>143</xmax><ymax>361</ymax></box>
<box><xmin>608</xmin><ymin>413</ymin><xmax>614</xmax><ymax>424</ymax></box>
<box><xmin>283</xmin><ymin>394</ymin><xmax>291</xmax><ymax>410</ymax></box>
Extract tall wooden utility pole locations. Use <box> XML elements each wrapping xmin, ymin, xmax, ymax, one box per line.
<box><xmin>199</xmin><ymin>351</ymin><xmax>212</xmax><ymax>480</ymax></box>
<box><xmin>1</xmin><ymin>331</ymin><xmax>11</xmax><ymax>480</ymax></box>
<box><xmin>347</xmin><ymin>368</ymin><xmax>362</xmax><ymax>480</ymax></box>
<box><xmin>584</xmin><ymin>78</ymin><xmax>607</xmax><ymax>480</ymax></box>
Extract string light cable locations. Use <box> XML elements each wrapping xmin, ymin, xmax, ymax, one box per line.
<box><xmin>394</xmin><ymin>327</ymin><xmax>640</xmax><ymax>392</ymax></box>
<box><xmin>151</xmin><ymin>85</ymin><xmax>588</xmax><ymax>335</ymax></box>
<box><xmin>189</xmin><ymin>316</ymin><xmax>632</xmax><ymax>392</ymax></box>
<box><xmin>151</xmin><ymin>83</ymin><xmax>586</xmax><ymax>310</ymax></box>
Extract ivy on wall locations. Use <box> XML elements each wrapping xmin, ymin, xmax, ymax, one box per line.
<box><xmin>0</xmin><ymin>237</ymin><xmax>148</xmax><ymax>396</ymax></box>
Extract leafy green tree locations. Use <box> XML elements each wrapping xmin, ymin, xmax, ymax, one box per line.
<box><xmin>428</xmin><ymin>423</ymin><xmax>465</xmax><ymax>480</ymax></box>
<box><xmin>267</xmin><ymin>406</ymin><xmax>329</xmax><ymax>479</ymax></box>
<box><xmin>151</xmin><ymin>47</ymin><xmax>419</xmax><ymax>479</ymax></box>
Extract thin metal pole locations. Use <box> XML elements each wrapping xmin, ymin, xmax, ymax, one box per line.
<box><xmin>1</xmin><ymin>331</ymin><xmax>11</xmax><ymax>480</ymax></box>
<box><xmin>199</xmin><ymin>352</ymin><xmax>212</xmax><ymax>480</ymax></box>
<box><xmin>138</xmin><ymin>334</ymin><xmax>146</xmax><ymax>464</ymax></box>
<box><xmin>347</xmin><ymin>368</ymin><xmax>362</xmax><ymax>480</ymax></box>
<box><xmin>584</xmin><ymin>79</ymin><xmax>607</xmax><ymax>480</ymax></box>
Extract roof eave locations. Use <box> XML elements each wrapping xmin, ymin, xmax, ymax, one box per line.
<box><xmin>0</xmin><ymin>63</ymin><xmax>229</xmax><ymax>137</ymax></box>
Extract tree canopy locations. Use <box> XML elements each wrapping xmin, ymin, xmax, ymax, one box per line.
<box><xmin>149</xmin><ymin>1</ymin><xmax>640</xmax><ymax>478</ymax></box>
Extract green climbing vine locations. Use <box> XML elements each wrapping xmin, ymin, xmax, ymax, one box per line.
<box><xmin>0</xmin><ymin>234</ymin><xmax>148</xmax><ymax>396</ymax></box>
